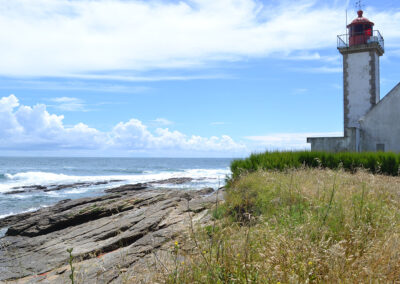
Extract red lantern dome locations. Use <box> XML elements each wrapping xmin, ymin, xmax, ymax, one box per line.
<box><xmin>347</xmin><ymin>10</ymin><xmax>374</xmax><ymax>47</ymax></box>
<box><xmin>348</xmin><ymin>10</ymin><xmax>374</xmax><ymax>27</ymax></box>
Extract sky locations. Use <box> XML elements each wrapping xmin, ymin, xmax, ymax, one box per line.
<box><xmin>1</xmin><ymin>0</ymin><xmax>400</xmax><ymax>157</ymax></box>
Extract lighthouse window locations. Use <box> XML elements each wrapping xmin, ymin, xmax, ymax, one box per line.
<box><xmin>354</xmin><ymin>24</ymin><xmax>363</xmax><ymax>34</ymax></box>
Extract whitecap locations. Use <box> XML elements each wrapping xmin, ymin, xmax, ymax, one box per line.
<box><xmin>64</xmin><ymin>188</ymin><xmax>89</xmax><ymax>194</ymax></box>
<box><xmin>0</xmin><ymin>228</ymin><xmax>7</xmax><ymax>238</ymax></box>
<box><xmin>0</xmin><ymin>205</ymin><xmax>49</xmax><ymax>219</ymax></box>
<box><xmin>0</xmin><ymin>167</ymin><xmax>230</xmax><ymax>194</ymax></box>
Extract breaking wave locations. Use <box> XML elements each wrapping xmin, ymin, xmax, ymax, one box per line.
<box><xmin>0</xmin><ymin>205</ymin><xmax>49</xmax><ymax>220</ymax></box>
<box><xmin>0</xmin><ymin>168</ymin><xmax>230</xmax><ymax>194</ymax></box>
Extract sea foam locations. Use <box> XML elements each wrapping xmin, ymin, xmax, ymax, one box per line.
<box><xmin>0</xmin><ymin>205</ymin><xmax>49</xmax><ymax>219</ymax></box>
<box><xmin>0</xmin><ymin>168</ymin><xmax>230</xmax><ymax>193</ymax></box>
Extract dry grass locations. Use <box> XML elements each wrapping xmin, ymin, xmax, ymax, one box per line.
<box><xmin>160</xmin><ymin>168</ymin><xmax>400</xmax><ymax>283</ymax></box>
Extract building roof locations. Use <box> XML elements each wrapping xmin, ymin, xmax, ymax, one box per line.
<box><xmin>347</xmin><ymin>10</ymin><xmax>374</xmax><ymax>27</ymax></box>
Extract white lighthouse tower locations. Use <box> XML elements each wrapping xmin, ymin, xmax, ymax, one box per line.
<box><xmin>307</xmin><ymin>9</ymin><xmax>387</xmax><ymax>152</ymax></box>
<box><xmin>338</xmin><ymin>9</ymin><xmax>384</xmax><ymax>129</ymax></box>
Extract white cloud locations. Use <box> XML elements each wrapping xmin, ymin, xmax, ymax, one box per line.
<box><xmin>60</xmin><ymin>74</ymin><xmax>229</xmax><ymax>82</ymax></box>
<box><xmin>282</xmin><ymin>51</ymin><xmax>339</xmax><ymax>62</ymax></box>
<box><xmin>0</xmin><ymin>79</ymin><xmax>151</xmax><ymax>93</ymax></box>
<box><xmin>367</xmin><ymin>8</ymin><xmax>400</xmax><ymax>48</ymax></box>
<box><xmin>246</xmin><ymin>132</ymin><xmax>343</xmax><ymax>150</ymax></box>
<box><xmin>151</xmin><ymin>118</ymin><xmax>173</xmax><ymax>126</ymax></box>
<box><xmin>0</xmin><ymin>95</ymin><xmax>349</xmax><ymax>156</ymax></box>
<box><xmin>2</xmin><ymin>0</ymin><xmax>394</xmax><ymax>78</ymax></box>
<box><xmin>0</xmin><ymin>94</ymin><xmax>246</xmax><ymax>156</ymax></box>
<box><xmin>290</xmin><ymin>66</ymin><xmax>342</xmax><ymax>73</ymax></box>
<box><xmin>50</xmin><ymin>97</ymin><xmax>86</xmax><ymax>111</ymax></box>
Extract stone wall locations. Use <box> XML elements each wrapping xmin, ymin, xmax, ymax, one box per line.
<box><xmin>307</xmin><ymin>128</ymin><xmax>359</xmax><ymax>152</ymax></box>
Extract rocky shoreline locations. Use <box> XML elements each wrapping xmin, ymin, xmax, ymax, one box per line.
<box><xmin>3</xmin><ymin>177</ymin><xmax>197</xmax><ymax>195</ymax></box>
<box><xmin>0</xmin><ymin>179</ymin><xmax>223</xmax><ymax>283</ymax></box>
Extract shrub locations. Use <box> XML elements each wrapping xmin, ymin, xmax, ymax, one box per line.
<box><xmin>231</xmin><ymin>151</ymin><xmax>400</xmax><ymax>179</ymax></box>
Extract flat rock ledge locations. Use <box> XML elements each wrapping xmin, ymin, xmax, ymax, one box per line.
<box><xmin>0</xmin><ymin>185</ymin><xmax>221</xmax><ymax>283</ymax></box>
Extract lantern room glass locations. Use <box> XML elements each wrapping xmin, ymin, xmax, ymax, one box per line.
<box><xmin>349</xmin><ymin>24</ymin><xmax>373</xmax><ymax>47</ymax></box>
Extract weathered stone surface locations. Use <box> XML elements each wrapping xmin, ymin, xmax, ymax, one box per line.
<box><xmin>104</xmin><ymin>178</ymin><xmax>199</xmax><ymax>194</ymax></box>
<box><xmin>104</xmin><ymin>183</ymin><xmax>148</xmax><ymax>193</ymax></box>
<box><xmin>0</xmin><ymin>187</ymin><xmax>223</xmax><ymax>283</ymax></box>
<box><xmin>4</xmin><ymin>177</ymin><xmax>195</xmax><ymax>196</ymax></box>
<box><xmin>5</xmin><ymin>180</ymin><xmax>124</xmax><ymax>195</ymax></box>
<box><xmin>149</xmin><ymin>177</ymin><xmax>193</xmax><ymax>185</ymax></box>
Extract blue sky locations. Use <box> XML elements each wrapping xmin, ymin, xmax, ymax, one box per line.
<box><xmin>1</xmin><ymin>0</ymin><xmax>400</xmax><ymax>157</ymax></box>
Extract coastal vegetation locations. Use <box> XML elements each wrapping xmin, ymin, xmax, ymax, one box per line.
<box><xmin>3</xmin><ymin>153</ymin><xmax>400</xmax><ymax>283</ymax></box>
<box><xmin>231</xmin><ymin>151</ymin><xmax>400</xmax><ymax>178</ymax></box>
<box><xmin>162</xmin><ymin>163</ymin><xmax>400</xmax><ymax>282</ymax></box>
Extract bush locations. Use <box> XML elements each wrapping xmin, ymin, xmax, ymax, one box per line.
<box><xmin>231</xmin><ymin>151</ymin><xmax>400</xmax><ymax>179</ymax></box>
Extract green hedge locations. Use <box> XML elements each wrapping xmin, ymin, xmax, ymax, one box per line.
<box><xmin>231</xmin><ymin>151</ymin><xmax>400</xmax><ymax>179</ymax></box>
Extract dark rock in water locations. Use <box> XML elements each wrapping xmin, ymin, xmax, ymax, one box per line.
<box><xmin>0</xmin><ymin>187</ymin><xmax>223</xmax><ymax>283</ymax></box>
<box><xmin>4</xmin><ymin>177</ymin><xmax>194</xmax><ymax>196</ymax></box>
<box><xmin>149</xmin><ymin>177</ymin><xmax>193</xmax><ymax>185</ymax></box>
<box><xmin>5</xmin><ymin>184</ymin><xmax>47</xmax><ymax>194</ymax></box>
<box><xmin>103</xmin><ymin>177</ymin><xmax>195</xmax><ymax>194</ymax></box>
<box><xmin>105</xmin><ymin>183</ymin><xmax>148</xmax><ymax>193</ymax></box>
<box><xmin>3</xmin><ymin>189</ymin><xmax>26</xmax><ymax>195</ymax></box>
<box><xmin>11</xmin><ymin>185</ymin><xmax>47</xmax><ymax>190</ymax></box>
<box><xmin>5</xmin><ymin>180</ymin><xmax>124</xmax><ymax>195</ymax></box>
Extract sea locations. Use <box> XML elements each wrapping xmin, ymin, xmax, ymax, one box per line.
<box><xmin>0</xmin><ymin>157</ymin><xmax>232</xmax><ymax>221</ymax></box>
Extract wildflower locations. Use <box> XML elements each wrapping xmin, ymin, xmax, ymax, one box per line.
<box><xmin>308</xmin><ymin>261</ymin><xmax>313</xmax><ymax>266</ymax></box>
<box><xmin>202</xmin><ymin>250</ymin><xmax>207</xmax><ymax>254</ymax></box>
<box><xmin>181</xmin><ymin>261</ymin><xmax>185</xmax><ymax>265</ymax></box>
<box><xmin>174</xmin><ymin>241</ymin><xmax>178</xmax><ymax>246</ymax></box>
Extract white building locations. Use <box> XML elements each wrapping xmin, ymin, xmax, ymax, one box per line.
<box><xmin>307</xmin><ymin>10</ymin><xmax>400</xmax><ymax>152</ymax></box>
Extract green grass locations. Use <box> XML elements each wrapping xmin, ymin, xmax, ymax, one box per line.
<box><xmin>230</xmin><ymin>151</ymin><xmax>400</xmax><ymax>179</ymax></box>
<box><xmin>162</xmin><ymin>169</ymin><xmax>400</xmax><ymax>283</ymax></box>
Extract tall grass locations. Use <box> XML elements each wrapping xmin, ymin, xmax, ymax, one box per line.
<box><xmin>162</xmin><ymin>169</ymin><xmax>400</xmax><ymax>283</ymax></box>
<box><xmin>231</xmin><ymin>151</ymin><xmax>400</xmax><ymax>179</ymax></box>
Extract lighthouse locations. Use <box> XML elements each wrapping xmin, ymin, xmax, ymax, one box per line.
<box><xmin>338</xmin><ymin>10</ymin><xmax>384</xmax><ymax>129</ymax></box>
<box><xmin>306</xmin><ymin>9</ymin><xmax>400</xmax><ymax>153</ymax></box>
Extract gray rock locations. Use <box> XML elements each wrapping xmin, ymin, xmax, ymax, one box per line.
<box><xmin>103</xmin><ymin>177</ymin><xmax>196</xmax><ymax>194</ymax></box>
<box><xmin>0</xmin><ymin>188</ymin><xmax>223</xmax><ymax>283</ymax></box>
<box><xmin>4</xmin><ymin>177</ymin><xmax>196</xmax><ymax>196</ymax></box>
<box><xmin>5</xmin><ymin>180</ymin><xmax>124</xmax><ymax>195</ymax></box>
<box><xmin>196</xmin><ymin>187</ymin><xmax>214</xmax><ymax>195</ymax></box>
<box><xmin>148</xmin><ymin>177</ymin><xmax>193</xmax><ymax>185</ymax></box>
<box><xmin>105</xmin><ymin>183</ymin><xmax>148</xmax><ymax>193</ymax></box>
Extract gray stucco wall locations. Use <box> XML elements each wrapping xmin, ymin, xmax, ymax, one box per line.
<box><xmin>359</xmin><ymin>83</ymin><xmax>400</xmax><ymax>152</ymax></box>
<box><xmin>307</xmin><ymin>128</ymin><xmax>358</xmax><ymax>152</ymax></box>
<box><xmin>343</xmin><ymin>51</ymin><xmax>380</xmax><ymax>128</ymax></box>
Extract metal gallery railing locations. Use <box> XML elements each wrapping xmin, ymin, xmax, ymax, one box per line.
<box><xmin>337</xmin><ymin>30</ymin><xmax>384</xmax><ymax>51</ymax></box>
